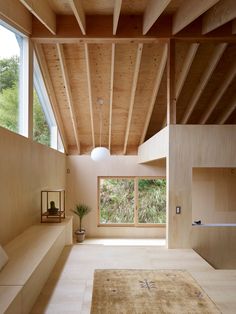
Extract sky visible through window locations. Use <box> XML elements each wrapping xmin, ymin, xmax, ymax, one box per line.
<box><xmin>0</xmin><ymin>25</ymin><xmax>20</xmax><ymax>58</ymax></box>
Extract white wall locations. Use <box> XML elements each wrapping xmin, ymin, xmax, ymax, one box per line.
<box><xmin>66</xmin><ymin>156</ymin><xmax>166</xmax><ymax>238</ymax></box>
<box><xmin>0</xmin><ymin>127</ymin><xmax>66</xmax><ymax>245</ymax></box>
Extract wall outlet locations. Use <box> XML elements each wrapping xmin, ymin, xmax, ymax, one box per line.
<box><xmin>176</xmin><ymin>206</ymin><xmax>181</xmax><ymax>214</ymax></box>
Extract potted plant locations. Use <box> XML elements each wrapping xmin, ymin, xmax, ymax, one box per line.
<box><xmin>72</xmin><ymin>203</ymin><xmax>91</xmax><ymax>242</ymax></box>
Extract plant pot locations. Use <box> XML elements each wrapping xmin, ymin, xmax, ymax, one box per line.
<box><xmin>75</xmin><ymin>230</ymin><xmax>85</xmax><ymax>243</ymax></box>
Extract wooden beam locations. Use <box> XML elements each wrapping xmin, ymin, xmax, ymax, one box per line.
<box><xmin>172</xmin><ymin>0</ymin><xmax>220</xmax><ymax>34</ymax></box>
<box><xmin>19</xmin><ymin>0</ymin><xmax>56</xmax><ymax>35</ymax></box>
<box><xmin>109</xmin><ymin>44</ymin><xmax>115</xmax><ymax>151</ymax></box>
<box><xmin>217</xmin><ymin>95</ymin><xmax>236</xmax><ymax>124</ymax></box>
<box><xmin>202</xmin><ymin>0</ymin><xmax>236</xmax><ymax>34</ymax></box>
<box><xmin>57</xmin><ymin>43</ymin><xmax>80</xmax><ymax>154</ymax></box>
<box><xmin>200</xmin><ymin>61</ymin><xmax>236</xmax><ymax>124</ymax></box>
<box><xmin>143</xmin><ymin>0</ymin><xmax>171</xmax><ymax>35</ymax></box>
<box><xmin>140</xmin><ymin>44</ymin><xmax>168</xmax><ymax>144</ymax></box>
<box><xmin>181</xmin><ymin>43</ymin><xmax>227</xmax><ymax>124</ymax></box>
<box><xmin>123</xmin><ymin>43</ymin><xmax>143</xmax><ymax>155</ymax></box>
<box><xmin>162</xmin><ymin>43</ymin><xmax>199</xmax><ymax>128</ymax></box>
<box><xmin>176</xmin><ymin>43</ymin><xmax>199</xmax><ymax>99</ymax></box>
<box><xmin>113</xmin><ymin>0</ymin><xmax>122</xmax><ymax>35</ymax></box>
<box><xmin>167</xmin><ymin>39</ymin><xmax>176</xmax><ymax>125</ymax></box>
<box><xmin>84</xmin><ymin>43</ymin><xmax>95</xmax><ymax>148</ymax></box>
<box><xmin>34</xmin><ymin>44</ymin><xmax>68</xmax><ymax>154</ymax></box>
<box><xmin>233</xmin><ymin>19</ymin><xmax>236</xmax><ymax>34</ymax></box>
<box><xmin>69</xmin><ymin>0</ymin><xmax>86</xmax><ymax>35</ymax></box>
<box><xmin>0</xmin><ymin>0</ymin><xmax>32</xmax><ymax>35</ymax></box>
<box><xmin>31</xmin><ymin>15</ymin><xmax>236</xmax><ymax>44</ymax></box>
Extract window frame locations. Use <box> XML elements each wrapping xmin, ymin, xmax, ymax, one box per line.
<box><xmin>97</xmin><ymin>176</ymin><xmax>166</xmax><ymax>228</ymax></box>
<box><xmin>33</xmin><ymin>52</ymin><xmax>64</xmax><ymax>152</ymax></box>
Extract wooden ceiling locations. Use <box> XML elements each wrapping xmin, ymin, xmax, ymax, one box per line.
<box><xmin>18</xmin><ymin>0</ymin><xmax>236</xmax><ymax>155</ymax></box>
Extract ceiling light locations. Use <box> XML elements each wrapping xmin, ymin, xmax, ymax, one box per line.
<box><xmin>91</xmin><ymin>98</ymin><xmax>110</xmax><ymax>162</ymax></box>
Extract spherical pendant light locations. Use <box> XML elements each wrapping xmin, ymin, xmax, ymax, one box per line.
<box><xmin>91</xmin><ymin>98</ymin><xmax>110</xmax><ymax>162</ymax></box>
<box><xmin>91</xmin><ymin>147</ymin><xmax>110</xmax><ymax>162</ymax></box>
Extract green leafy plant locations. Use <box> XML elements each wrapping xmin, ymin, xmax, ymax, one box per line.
<box><xmin>72</xmin><ymin>204</ymin><xmax>92</xmax><ymax>232</ymax></box>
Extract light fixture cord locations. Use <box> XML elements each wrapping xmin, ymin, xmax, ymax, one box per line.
<box><xmin>99</xmin><ymin>103</ymin><xmax>102</xmax><ymax>147</ymax></box>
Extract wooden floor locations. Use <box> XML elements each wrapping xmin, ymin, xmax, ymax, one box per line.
<box><xmin>31</xmin><ymin>239</ymin><xmax>236</xmax><ymax>314</ymax></box>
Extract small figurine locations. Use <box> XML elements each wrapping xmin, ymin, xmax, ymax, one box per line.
<box><xmin>48</xmin><ymin>201</ymin><xmax>59</xmax><ymax>215</ymax></box>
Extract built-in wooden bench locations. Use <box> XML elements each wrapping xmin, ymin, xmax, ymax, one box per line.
<box><xmin>0</xmin><ymin>217</ymin><xmax>72</xmax><ymax>314</ymax></box>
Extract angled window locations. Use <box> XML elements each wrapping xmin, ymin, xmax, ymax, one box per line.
<box><xmin>33</xmin><ymin>54</ymin><xmax>64</xmax><ymax>152</ymax></box>
<box><xmin>0</xmin><ymin>22</ymin><xmax>24</xmax><ymax>134</ymax></box>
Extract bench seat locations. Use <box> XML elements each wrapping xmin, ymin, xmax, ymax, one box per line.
<box><xmin>0</xmin><ymin>217</ymin><xmax>72</xmax><ymax>314</ymax></box>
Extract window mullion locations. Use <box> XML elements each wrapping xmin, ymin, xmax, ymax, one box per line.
<box><xmin>134</xmin><ymin>177</ymin><xmax>138</xmax><ymax>226</ymax></box>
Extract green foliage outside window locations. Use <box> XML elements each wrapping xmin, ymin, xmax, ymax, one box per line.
<box><xmin>33</xmin><ymin>89</ymin><xmax>50</xmax><ymax>146</ymax></box>
<box><xmin>0</xmin><ymin>56</ymin><xmax>50</xmax><ymax>145</ymax></box>
<box><xmin>100</xmin><ymin>178</ymin><xmax>135</xmax><ymax>223</ymax></box>
<box><xmin>138</xmin><ymin>179</ymin><xmax>166</xmax><ymax>223</ymax></box>
<box><xmin>99</xmin><ymin>178</ymin><xmax>166</xmax><ymax>224</ymax></box>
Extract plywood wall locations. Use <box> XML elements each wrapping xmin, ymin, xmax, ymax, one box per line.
<box><xmin>66</xmin><ymin>156</ymin><xmax>166</xmax><ymax>238</ymax></box>
<box><xmin>0</xmin><ymin>127</ymin><xmax>66</xmax><ymax>245</ymax></box>
<box><xmin>192</xmin><ymin>168</ymin><xmax>236</xmax><ymax>223</ymax></box>
<box><xmin>167</xmin><ymin>125</ymin><xmax>236</xmax><ymax>248</ymax></box>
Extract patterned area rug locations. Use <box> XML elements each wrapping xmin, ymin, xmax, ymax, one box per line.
<box><xmin>90</xmin><ymin>269</ymin><xmax>221</xmax><ymax>314</ymax></box>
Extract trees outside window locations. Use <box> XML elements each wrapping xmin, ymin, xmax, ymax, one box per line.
<box><xmin>0</xmin><ymin>22</ymin><xmax>64</xmax><ymax>152</ymax></box>
<box><xmin>99</xmin><ymin>177</ymin><xmax>166</xmax><ymax>226</ymax></box>
<box><xmin>0</xmin><ymin>25</ymin><xmax>20</xmax><ymax>133</ymax></box>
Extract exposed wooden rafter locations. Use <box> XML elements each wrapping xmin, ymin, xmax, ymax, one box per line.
<box><xmin>200</xmin><ymin>61</ymin><xmax>236</xmax><ymax>124</ymax></box>
<box><xmin>123</xmin><ymin>43</ymin><xmax>143</xmax><ymax>155</ymax></box>
<box><xmin>202</xmin><ymin>0</ymin><xmax>236</xmax><ymax>34</ymax></box>
<box><xmin>181</xmin><ymin>43</ymin><xmax>227</xmax><ymax>124</ymax></box>
<box><xmin>84</xmin><ymin>43</ymin><xmax>95</xmax><ymax>148</ymax></box>
<box><xmin>0</xmin><ymin>0</ymin><xmax>32</xmax><ymax>35</ymax></box>
<box><xmin>176</xmin><ymin>43</ymin><xmax>199</xmax><ymax>99</ymax></box>
<box><xmin>233</xmin><ymin>19</ymin><xmax>236</xmax><ymax>34</ymax></box>
<box><xmin>69</xmin><ymin>0</ymin><xmax>86</xmax><ymax>35</ymax></box>
<box><xmin>143</xmin><ymin>0</ymin><xmax>171</xmax><ymax>35</ymax></box>
<box><xmin>172</xmin><ymin>0</ymin><xmax>220</xmax><ymax>34</ymax></box>
<box><xmin>57</xmin><ymin>43</ymin><xmax>80</xmax><ymax>154</ymax></box>
<box><xmin>109</xmin><ymin>44</ymin><xmax>115</xmax><ymax>151</ymax></box>
<box><xmin>167</xmin><ymin>39</ymin><xmax>176</xmax><ymax>125</ymax></box>
<box><xmin>217</xmin><ymin>94</ymin><xmax>236</xmax><ymax>124</ymax></box>
<box><xmin>34</xmin><ymin>44</ymin><xmax>68</xmax><ymax>153</ymax></box>
<box><xmin>113</xmin><ymin>0</ymin><xmax>122</xmax><ymax>35</ymax></box>
<box><xmin>31</xmin><ymin>15</ymin><xmax>236</xmax><ymax>44</ymax></box>
<box><xmin>19</xmin><ymin>0</ymin><xmax>56</xmax><ymax>35</ymax></box>
<box><xmin>162</xmin><ymin>43</ymin><xmax>199</xmax><ymax>128</ymax></box>
<box><xmin>140</xmin><ymin>44</ymin><xmax>168</xmax><ymax>144</ymax></box>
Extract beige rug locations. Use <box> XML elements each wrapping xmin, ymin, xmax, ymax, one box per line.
<box><xmin>90</xmin><ymin>269</ymin><xmax>221</xmax><ymax>314</ymax></box>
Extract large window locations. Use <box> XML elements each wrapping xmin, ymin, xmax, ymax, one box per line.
<box><xmin>99</xmin><ymin>177</ymin><xmax>166</xmax><ymax>226</ymax></box>
<box><xmin>0</xmin><ymin>23</ymin><xmax>23</xmax><ymax>134</ymax></box>
<box><xmin>33</xmin><ymin>55</ymin><xmax>64</xmax><ymax>152</ymax></box>
<box><xmin>0</xmin><ymin>20</ymin><xmax>64</xmax><ymax>153</ymax></box>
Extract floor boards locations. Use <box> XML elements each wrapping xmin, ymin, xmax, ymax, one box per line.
<box><xmin>31</xmin><ymin>239</ymin><xmax>236</xmax><ymax>313</ymax></box>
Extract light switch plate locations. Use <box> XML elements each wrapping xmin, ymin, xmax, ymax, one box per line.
<box><xmin>176</xmin><ymin>206</ymin><xmax>181</xmax><ymax>214</ymax></box>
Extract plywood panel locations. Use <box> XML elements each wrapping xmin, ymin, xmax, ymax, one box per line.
<box><xmin>42</xmin><ymin>44</ymin><xmax>77</xmax><ymax>147</ymax></box>
<box><xmin>67</xmin><ymin>155</ymin><xmax>166</xmax><ymax>238</ymax></box>
<box><xmin>192</xmin><ymin>168</ymin><xmax>236</xmax><ymax>224</ymax></box>
<box><xmin>192</xmin><ymin>226</ymin><xmax>236</xmax><ymax>269</ymax></box>
<box><xmin>62</xmin><ymin>43</ymin><xmax>93</xmax><ymax>150</ymax></box>
<box><xmin>89</xmin><ymin>44</ymin><xmax>112</xmax><ymax>148</ymax></box>
<box><xmin>111</xmin><ymin>43</ymin><xmax>138</xmax><ymax>148</ymax></box>
<box><xmin>121</xmin><ymin>0</ymin><xmax>148</xmax><ymax>14</ymax></box>
<box><xmin>167</xmin><ymin>125</ymin><xmax>236</xmax><ymax>249</ymax></box>
<box><xmin>145</xmin><ymin>68</ymin><xmax>167</xmax><ymax>139</ymax></box>
<box><xmin>176</xmin><ymin>43</ymin><xmax>218</xmax><ymax>123</ymax></box>
<box><xmin>0</xmin><ymin>127</ymin><xmax>66</xmax><ymax>245</ymax></box>
<box><xmin>189</xmin><ymin>44</ymin><xmax>236</xmax><ymax>124</ymax></box>
<box><xmin>127</xmin><ymin>43</ymin><xmax>166</xmax><ymax>149</ymax></box>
